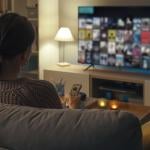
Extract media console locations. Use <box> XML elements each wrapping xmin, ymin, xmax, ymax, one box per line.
<box><xmin>92</xmin><ymin>78</ymin><xmax>143</xmax><ymax>104</ymax></box>
<box><xmin>44</xmin><ymin>64</ymin><xmax>150</xmax><ymax>106</ymax></box>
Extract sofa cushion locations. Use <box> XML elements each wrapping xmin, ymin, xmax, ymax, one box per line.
<box><xmin>0</xmin><ymin>104</ymin><xmax>142</xmax><ymax>150</ymax></box>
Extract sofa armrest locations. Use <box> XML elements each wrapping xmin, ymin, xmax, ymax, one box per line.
<box><xmin>140</xmin><ymin>112</ymin><xmax>150</xmax><ymax>125</ymax></box>
<box><xmin>142</xmin><ymin>121</ymin><xmax>150</xmax><ymax>150</ymax></box>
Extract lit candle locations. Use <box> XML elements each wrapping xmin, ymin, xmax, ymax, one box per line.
<box><xmin>108</xmin><ymin>100</ymin><xmax>119</xmax><ymax>110</ymax></box>
<box><xmin>111</xmin><ymin>104</ymin><xmax>118</xmax><ymax>110</ymax></box>
<box><xmin>98</xmin><ymin>100</ymin><xmax>107</xmax><ymax>108</ymax></box>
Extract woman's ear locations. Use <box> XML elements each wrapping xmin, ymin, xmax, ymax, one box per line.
<box><xmin>18</xmin><ymin>47</ymin><xmax>32</xmax><ymax>66</ymax></box>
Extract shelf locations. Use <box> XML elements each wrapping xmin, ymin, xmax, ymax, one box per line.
<box><xmin>22</xmin><ymin>70</ymin><xmax>38</xmax><ymax>77</ymax></box>
<box><xmin>28</xmin><ymin>18</ymin><xmax>38</xmax><ymax>21</ymax></box>
<box><xmin>92</xmin><ymin>77</ymin><xmax>143</xmax><ymax>104</ymax></box>
<box><xmin>20</xmin><ymin>70</ymin><xmax>39</xmax><ymax>79</ymax></box>
<box><xmin>26</xmin><ymin>1</ymin><xmax>38</xmax><ymax>79</ymax></box>
<box><xmin>32</xmin><ymin>51</ymin><xmax>38</xmax><ymax>55</ymax></box>
<box><xmin>98</xmin><ymin>86</ymin><xmax>135</xmax><ymax>94</ymax></box>
<box><xmin>25</xmin><ymin>70</ymin><xmax>38</xmax><ymax>75</ymax></box>
<box><xmin>26</xmin><ymin>6</ymin><xmax>38</xmax><ymax>9</ymax></box>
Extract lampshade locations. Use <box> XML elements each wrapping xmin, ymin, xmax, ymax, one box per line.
<box><xmin>55</xmin><ymin>27</ymin><xmax>74</xmax><ymax>42</ymax></box>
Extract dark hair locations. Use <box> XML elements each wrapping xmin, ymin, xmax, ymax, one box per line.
<box><xmin>0</xmin><ymin>13</ymin><xmax>35</xmax><ymax>57</ymax></box>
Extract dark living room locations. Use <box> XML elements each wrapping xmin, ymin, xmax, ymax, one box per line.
<box><xmin>0</xmin><ymin>0</ymin><xmax>150</xmax><ymax>150</ymax></box>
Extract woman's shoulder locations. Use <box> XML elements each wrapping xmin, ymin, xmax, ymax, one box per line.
<box><xmin>22</xmin><ymin>78</ymin><xmax>54</xmax><ymax>90</ymax></box>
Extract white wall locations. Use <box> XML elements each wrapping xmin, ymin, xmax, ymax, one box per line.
<box><xmin>39</xmin><ymin>0</ymin><xmax>59</xmax><ymax>78</ymax></box>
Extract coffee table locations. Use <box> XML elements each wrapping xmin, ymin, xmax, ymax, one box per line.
<box><xmin>84</xmin><ymin>98</ymin><xmax>150</xmax><ymax>124</ymax></box>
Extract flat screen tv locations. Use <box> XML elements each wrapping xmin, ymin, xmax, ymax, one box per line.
<box><xmin>78</xmin><ymin>6</ymin><xmax>150</xmax><ymax>74</ymax></box>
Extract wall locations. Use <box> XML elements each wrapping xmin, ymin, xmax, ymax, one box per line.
<box><xmin>59</xmin><ymin>0</ymin><xmax>150</xmax><ymax>64</ymax></box>
<box><xmin>39</xmin><ymin>0</ymin><xmax>59</xmax><ymax>78</ymax></box>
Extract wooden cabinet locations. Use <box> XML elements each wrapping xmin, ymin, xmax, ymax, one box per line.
<box><xmin>44</xmin><ymin>64</ymin><xmax>150</xmax><ymax>106</ymax></box>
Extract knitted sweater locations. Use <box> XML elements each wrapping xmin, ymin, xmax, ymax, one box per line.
<box><xmin>0</xmin><ymin>78</ymin><xmax>62</xmax><ymax>109</ymax></box>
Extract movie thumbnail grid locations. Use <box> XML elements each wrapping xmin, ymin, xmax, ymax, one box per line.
<box><xmin>78</xmin><ymin>17</ymin><xmax>150</xmax><ymax>69</ymax></box>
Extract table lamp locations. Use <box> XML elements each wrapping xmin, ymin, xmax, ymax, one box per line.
<box><xmin>55</xmin><ymin>27</ymin><xmax>74</xmax><ymax>66</ymax></box>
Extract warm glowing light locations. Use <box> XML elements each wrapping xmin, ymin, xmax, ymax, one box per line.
<box><xmin>108</xmin><ymin>100</ymin><xmax>119</xmax><ymax>110</ymax></box>
<box><xmin>54</xmin><ymin>27</ymin><xmax>74</xmax><ymax>66</ymax></box>
<box><xmin>98</xmin><ymin>100</ymin><xmax>107</xmax><ymax>108</ymax></box>
<box><xmin>55</xmin><ymin>27</ymin><xmax>74</xmax><ymax>42</ymax></box>
<box><xmin>111</xmin><ymin>104</ymin><xmax>118</xmax><ymax>110</ymax></box>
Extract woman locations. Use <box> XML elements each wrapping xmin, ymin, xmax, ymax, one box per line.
<box><xmin>0</xmin><ymin>13</ymin><xmax>62</xmax><ymax>108</ymax></box>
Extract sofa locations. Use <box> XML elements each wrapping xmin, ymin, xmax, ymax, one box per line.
<box><xmin>142</xmin><ymin>120</ymin><xmax>150</xmax><ymax>150</ymax></box>
<box><xmin>0</xmin><ymin>104</ymin><xmax>143</xmax><ymax>150</ymax></box>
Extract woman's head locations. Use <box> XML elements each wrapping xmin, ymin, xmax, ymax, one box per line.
<box><xmin>0</xmin><ymin>13</ymin><xmax>35</xmax><ymax>57</ymax></box>
<box><xmin>0</xmin><ymin>13</ymin><xmax>35</xmax><ymax>77</ymax></box>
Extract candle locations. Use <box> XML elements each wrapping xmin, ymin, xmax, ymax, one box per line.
<box><xmin>98</xmin><ymin>100</ymin><xmax>107</xmax><ymax>108</ymax></box>
<box><xmin>109</xmin><ymin>100</ymin><xmax>119</xmax><ymax>110</ymax></box>
<box><xmin>111</xmin><ymin>104</ymin><xmax>118</xmax><ymax>110</ymax></box>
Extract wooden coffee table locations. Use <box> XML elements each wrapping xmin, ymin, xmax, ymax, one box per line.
<box><xmin>84</xmin><ymin>98</ymin><xmax>150</xmax><ymax>124</ymax></box>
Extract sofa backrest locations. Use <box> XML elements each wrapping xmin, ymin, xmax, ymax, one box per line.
<box><xmin>0</xmin><ymin>104</ymin><xmax>142</xmax><ymax>150</ymax></box>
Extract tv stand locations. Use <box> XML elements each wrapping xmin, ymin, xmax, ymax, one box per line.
<box><xmin>84</xmin><ymin>64</ymin><xmax>95</xmax><ymax>71</ymax></box>
<box><xmin>44</xmin><ymin>64</ymin><xmax>150</xmax><ymax>106</ymax></box>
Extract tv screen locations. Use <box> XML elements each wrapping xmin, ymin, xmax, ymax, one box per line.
<box><xmin>78</xmin><ymin>6</ymin><xmax>150</xmax><ymax>74</ymax></box>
